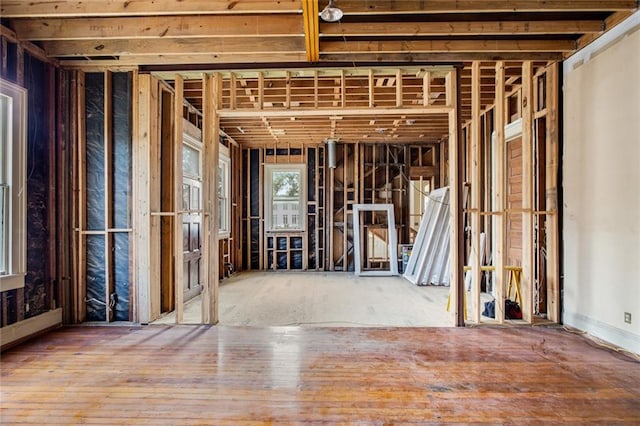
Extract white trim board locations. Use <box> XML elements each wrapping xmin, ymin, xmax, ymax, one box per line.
<box><xmin>564</xmin><ymin>311</ymin><xmax>640</xmax><ymax>355</ymax></box>
<box><xmin>353</xmin><ymin>204</ymin><xmax>398</xmax><ymax>276</ymax></box>
<box><xmin>0</xmin><ymin>308</ymin><xmax>62</xmax><ymax>349</ymax></box>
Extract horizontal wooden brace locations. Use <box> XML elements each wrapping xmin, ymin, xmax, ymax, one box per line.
<box><xmin>219</xmin><ymin>106</ymin><xmax>452</xmax><ymax>118</ymax></box>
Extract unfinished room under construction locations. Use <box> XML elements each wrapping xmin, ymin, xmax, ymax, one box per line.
<box><xmin>1</xmin><ymin>1</ymin><xmax>639</xmax><ymax>423</ymax></box>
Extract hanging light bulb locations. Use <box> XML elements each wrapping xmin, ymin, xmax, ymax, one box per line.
<box><xmin>320</xmin><ymin>0</ymin><xmax>343</xmax><ymax>22</ymax></box>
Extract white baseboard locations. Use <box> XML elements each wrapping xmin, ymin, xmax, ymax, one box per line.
<box><xmin>563</xmin><ymin>311</ymin><xmax>640</xmax><ymax>355</ymax></box>
<box><xmin>0</xmin><ymin>308</ymin><xmax>62</xmax><ymax>349</ymax></box>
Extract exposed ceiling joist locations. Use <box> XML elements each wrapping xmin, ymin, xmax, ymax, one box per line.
<box><xmin>11</xmin><ymin>15</ymin><xmax>303</xmax><ymax>40</ymax></box>
<box><xmin>321</xmin><ymin>39</ymin><xmax>577</xmax><ymax>54</ymax></box>
<box><xmin>320</xmin><ymin>20</ymin><xmax>604</xmax><ymax>36</ymax></box>
<box><xmin>0</xmin><ymin>0</ymin><xmax>302</xmax><ymax>18</ymax></box>
<box><xmin>42</xmin><ymin>37</ymin><xmax>306</xmax><ymax>57</ymax></box>
<box><xmin>333</xmin><ymin>0</ymin><xmax>637</xmax><ymax>14</ymax></box>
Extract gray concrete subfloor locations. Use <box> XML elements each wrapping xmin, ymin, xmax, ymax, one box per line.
<box><xmin>154</xmin><ymin>271</ymin><xmax>456</xmax><ymax>326</ymax></box>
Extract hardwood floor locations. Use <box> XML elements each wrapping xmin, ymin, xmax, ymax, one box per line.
<box><xmin>1</xmin><ymin>325</ymin><xmax>639</xmax><ymax>424</ymax></box>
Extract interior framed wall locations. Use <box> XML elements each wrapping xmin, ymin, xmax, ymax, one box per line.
<box><xmin>463</xmin><ymin>61</ymin><xmax>560</xmax><ymax>325</ymax></box>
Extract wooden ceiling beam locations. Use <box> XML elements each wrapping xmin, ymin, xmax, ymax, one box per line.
<box><xmin>321</xmin><ymin>39</ymin><xmax>577</xmax><ymax>53</ymax></box>
<box><xmin>0</xmin><ymin>0</ymin><xmax>302</xmax><ymax>18</ymax></box>
<box><xmin>42</xmin><ymin>37</ymin><xmax>305</xmax><ymax>57</ymax></box>
<box><xmin>320</xmin><ymin>20</ymin><xmax>604</xmax><ymax>36</ymax></box>
<box><xmin>11</xmin><ymin>15</ymin><xmax>303</xmax><ymax>40</ymax></box>
<box><xmin>335</xmin><ymin>0</ymin><xmax>637</xmax><ymax>14</ymax></box>
<box><xmin>59</xmin><ymin>53</ymin><xmax>308</xmax><ymax>67</ymax></box>
<box><xmin>219</xmin><ymin>107</ymin><xmax>451</xmax><ymax>118</ymax></box>
<box><xmin>302</xmin><ymin>0</ymin><xmax>319</xmax><ymax>62</ymax></box>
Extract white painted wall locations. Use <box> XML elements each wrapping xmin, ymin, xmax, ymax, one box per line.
<box><xmin>563</xmin><ymin>12</ymin><xmax>640</xmax><ymax>354</ymax></box>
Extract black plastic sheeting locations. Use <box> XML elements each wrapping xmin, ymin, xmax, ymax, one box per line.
<box><xmin>24</xmin><ymin>54</ymin><xmax>52</xmax><ymax>319</ymax></box>
<box><xmin>113</xmin><ymin>233</ymin><xmax>130</xmax><ymax>321</ymax></box>
<box><xmin>111</xmin><ymin>72</ymin><xmax>132</xmax><ymax>320</ymax></box>
<box><xmin>83</xmin><ymin>72</ymin><xmax>132</xmax><ymax>321</ymax></box>
<box><xmin>290</xmin><ymin>251</ymin><xmax>303</xmax><ymax>269</ymax></box>
<box><xmin>241</xmin><ymin>150</ymin><xmax>248</xmax><ymax>269</ymax></box>
<box><xmin>112</xmin><ymin>72</ymin><xmax>132</xmax><ymax>230</ymax></box>
<box><xmin>85</xmin><ymin>235</ymin><xmax>106</xmax><ymax>321</ymax></box>
<box><xmin>307</xmin><ymin>215</ymin><xmax>316</xmax><ymax>270</ymax></box>
<box><xmin>250</xmin><ymin>149</ymin><xmax>260</xmax><ymax>217</ymax></box>
<box><xmin>291</xmin><ymin>237</ymin><xmax>303</xmax><ymax>249</ymax></box>
<box><xmin>85</xmin><ymin>73</ymin><xmax>106</xmax><ymax>231</ymax></box>
<box><xmin>249</xmin><ymin>149</ymin><xmax>260</xmax><ymax>269</ymax></box>
<box><xmin>277</xmin><ymin>237</ymin><xmax>287</xmax><ymax>250</ymax></box>
<box><xmin>308</xmin><ymin>148</ymin><xmax>316</xmax><ymax>202</ymax></box>
<box><xmin>5</xmin><ymin>42</ymin><xmax>18</xmax><ymax>82</ymax></box>
<box><xmin>291</xmin><ymin>237</ymin><xmax>303</xmax><ymax>269</ymax></box>
<box><xmin>307</xmin><ymin>148</ymin><xmax>317</xmax><ymax>269</ymax></box>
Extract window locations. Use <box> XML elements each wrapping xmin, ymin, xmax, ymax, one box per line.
<box><xmin>182</xmin><ymin>143</ymin><xmax>200</xmax><ymax>178</ymax></box>
<box><xmin>265</xmin><ymin>164</ymin><xmax>306</xmax><ymax>232</ymax></box>
<box><xmin>218</xmin><ymin>151</ymin><xmax>230</xmax><ymax>238</ymax></box>
<box><xmin>0</xmin><ymin>79</ymin><xmax>27</xmax><ymax>292</ymax></box>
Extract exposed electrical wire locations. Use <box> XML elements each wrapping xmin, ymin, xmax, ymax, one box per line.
<box><xmin>85</xmin><ymin>297</ymin><xmax>112</xmax><ymax>311</ymax></box>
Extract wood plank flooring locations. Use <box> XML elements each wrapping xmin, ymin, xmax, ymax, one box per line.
<box><xmin>1</xmin><ymin>325</ymin><xmax>639</xmax><ymax>424</ymax></box>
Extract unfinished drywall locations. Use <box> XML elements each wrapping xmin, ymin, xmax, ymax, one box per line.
<box><xmin>563</xmin><ymin>13</ymin><xmax>640</xmax><ymax>353</ymax></box>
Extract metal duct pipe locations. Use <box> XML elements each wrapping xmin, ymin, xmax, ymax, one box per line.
<box><xmin>326</xmin><ymin>139</ymin><xmax>337</xmax><ymax>168</ymax></box>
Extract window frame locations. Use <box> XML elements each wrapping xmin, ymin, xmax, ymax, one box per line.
<box><xmin>218</xmin><ymin>145</ymin><xmax>231</xmax><ymax>240</ymax></box>
<box><xmin>0</xmin><ymin>79</ymin><xmax>27</xmax><ymax>292</ymax></box>
<box><xmin>265</xmin><ymin>163</ymin><xmax>306</xmax><ymax>233</ymax></box>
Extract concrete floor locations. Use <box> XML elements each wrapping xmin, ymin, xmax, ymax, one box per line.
<box><xmin>154</xmin><ymin>272</ymin><xmax>455</xmax><ymax>326</ymax></box>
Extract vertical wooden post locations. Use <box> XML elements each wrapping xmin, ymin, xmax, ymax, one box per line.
<box><xmin>148</xmin><ymin>75</ymin><xmax>160</xmax><ymax>322</ymax></box>
<box><xmin>314</xmin><ymin>70</ymin><xmax>319</xmax><ymax>109</ymax></box>
<box><xmin>16</xmin><ymin>45</ymin><xmax>24</xmax><ymax>86</ymax></box>
<box><xmin>57</xmin><ymin>69</ymin><xmax>72</xmax><ymax>322</ymax></box>
<box><xmin>258</xmin><ymin>72</ymin><xmax>264</xmax><ymax>110</ymax></box>
<box><xmin>342</xmin><ymin>144</ymin><xmax>348</xmax><ymax>270</ymax></box>
<box><xmin>285</xmin><ymin>71</ymin><xmax>291</xmax><ymax>109</ymax></box>
<box><xmin>132</xmin><ymin>73</ymin><xmax>154</xmax><ymax>324</ymax></box>
<box><xmin>15</xmin><ymin>44</ymin><xmax>25</xmax><ymax>322</ymax></box>
<box><xmin>104</xmin><ymin>71</ymin><xmax>114</xmax><ymax>322</ymax></box>
<box><xmin>48</xmin><ymin>64</ymin><xmax>58</xmax><ymax>312</ymax></box>
<box><xmin>470</xmin><ymin>61</ymin><xmax>482</xmax><ymax>324</ymax></box>
<box><xmin>200</xmin><ymin>74</ymin><xmax>212</xmax><ymax>324</ymax></box>
<box><xmin>340</xmin><ymin>70</ymin><xmax>346</xmax><ymax>108</ymax></box>
<box><xmin>521</xmin><ymin>61</ymin><xmax>534</xmax><ymax>323</ymax></box>
<box><xmin>328</xmin><ymin>163</ymin><xmax>335</xmax><ymax>271</ymax></box>
<box><xmin>173</xmin><ymin>75</ymin><xmax>184</xmax><ymax>324</ymax></box>
<box><xmin>396</xmin><ymin>69</ymin><xmax>403</xmax><ymax>108</ymax></box>
<box><xmin>201</xmin><ymin>73</ymin><xmax>220</xmax><ymax>324</ymax></box>
<box><xmin>1</xmin><ymin>37</ymin><xmax>7</xmax><ymax>77</ymax></box>
<box><xmin>494</xmin><ymin>62</ymin><xmax>507</xmax><ymax>324</ymax></box>
<box><xmin>546</xmin><ymin>62</ymin><xmax>560</xmax><ymax>323</ymax></box>
<box><xmin>447</xmin><ymin>67</ymin><xmax>464</xmax><ymax>326</ymax></box>
<box><xmin>76</xmin><ymin>71</ymin><xmax>87</xmax><ymax>322</ymax></box>
<box><xmin>368</xmin><ymin>69</ymin><xmax>374</xmax><ymax>108</ymax></box>
<box><xmin>423</xmin><ymin>71</ymin><xmax>431</xmax><ymax>107</ymax></box>
<box><xmin>229</xmin><ymin>73</ymin><xmax>236</xmax><ymax>110</ymax></box>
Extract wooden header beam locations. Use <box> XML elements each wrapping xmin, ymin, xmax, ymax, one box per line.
<box><xmin>218</xmin><ymin>106</ymin><xmax>452</xmax><ymax>118</ymax></box>
<box><xmin>302</xmin><ymin>0</ymin><xmax>319</xmax><ymax>62</ymax></box>
<box><xmin>42</xmin><ymin>37</ymin><xmax>306</xmax><ymax>57</ymax></box>
<box><xmin>12</xmin><ymin>15</ymin><xmax>303</xmax><ymax>40</ymax></box>
<box><xmin>0</xmin><ymin>0</ymin><xmax>302</xmax><ymax>18</ymax></box>
<box><xmin>334</xmin><ymin>0</ymin><xmax>637</xmax><ymax>14</ymax></box>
